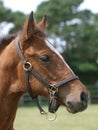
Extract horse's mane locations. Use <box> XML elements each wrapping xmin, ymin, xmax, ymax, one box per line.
<box><xmin>0</xmin><ymin>34</ymin><xmax>17</xmax><ymax>52</ymax></box>
<box><xmin>0</xmin><ymin>28</ymin><xmax>46</xmax><ymax>52</ymax></box>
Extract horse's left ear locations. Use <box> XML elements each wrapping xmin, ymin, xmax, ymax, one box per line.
<box><xmin>37</xmin><ymin>15</ymin><xmax>47</xmax><ymax>31</ymax></box>
<box><xmin>21</xmin><ymin>11</ymin><xmax>35</xmax><ymax>40</ymax></box>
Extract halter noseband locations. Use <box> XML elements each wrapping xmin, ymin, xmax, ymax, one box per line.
<box><xmin>14</xmin><ymin>40</ymin><xmax>78</xmax><ymax>114</ymax></box>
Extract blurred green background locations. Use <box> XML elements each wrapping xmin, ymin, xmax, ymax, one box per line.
<box><xmin>0</xmin><ymin>0</ymin><xmax>98</xmax><ymax>129</ymax></box>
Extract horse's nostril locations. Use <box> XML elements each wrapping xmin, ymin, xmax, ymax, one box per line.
<box><xmin>80</xmin><ymin>92</ymin><xmax>87</xmax><ymax>103</ymax></box>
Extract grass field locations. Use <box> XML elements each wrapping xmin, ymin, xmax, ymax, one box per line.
<box><xmin>14</xmin><ymin>105</ymin><xmax>97</xmax><ymax>130</ymax></box>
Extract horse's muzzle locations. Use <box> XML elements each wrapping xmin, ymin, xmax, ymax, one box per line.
<box><xmin>66</xmin><ymin>92</ymin><xmax>88</xmax><ymax>113</ymax></box>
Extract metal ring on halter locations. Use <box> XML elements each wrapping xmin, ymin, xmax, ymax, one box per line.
<box><xmin>45</xmin><ymin>112</ymin><xmax>57</xmax><ymax>121</ymax></box>
<box><xmin>40</xmin><ymin>110</ymin><xmax>57</xmax><ymax>121</ymax></box>
<box><xmin>23</xmin><ymin>62</ymin><xmax>32</xmax><ymax>71</ymax></box>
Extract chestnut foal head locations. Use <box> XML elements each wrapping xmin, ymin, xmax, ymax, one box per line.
<box><xmin>15</xmin><ymin>11</ymin><xmax>88</xmax><ymax>114</ymax></box>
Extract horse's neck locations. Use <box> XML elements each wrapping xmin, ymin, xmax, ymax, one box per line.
<box><xmin>0</xmin><ymin>93</ymin><xmax>22</xmax><ymax>130</ymax></box>
<box><xmin>0</xmin><ymin>41</ymin><xmax>24</xmax><ymax>130</ymax></box>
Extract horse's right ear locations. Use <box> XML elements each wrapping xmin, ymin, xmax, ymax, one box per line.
<box><xmin>21</xmin><ymin>11</ymin><xmax>35</xmax><ymax>40</ymax></box>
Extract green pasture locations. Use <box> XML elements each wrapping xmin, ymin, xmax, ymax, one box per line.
<box><xmin>14</xmin><ymin>105</ymin><xmax>97</xmax><ymax>130</ymax></box>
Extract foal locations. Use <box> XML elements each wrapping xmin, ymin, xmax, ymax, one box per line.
<box><xmin>0</xmin><ymin>11</ymin><xmax>88</xmax><ymax>130</ymax></box>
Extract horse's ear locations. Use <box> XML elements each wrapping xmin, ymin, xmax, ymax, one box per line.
<box><xmin>38</xmin><ymin>15</ymin><xmax>47</xmax><ymax>31</ymax></box>
<box><xmin>21</xmin><ymin>11</ymin><xmax>35</xmax><ymax>39</ymax></box>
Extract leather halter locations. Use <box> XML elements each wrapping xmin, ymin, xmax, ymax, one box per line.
<box><xmin>14</xmin><ymin>39</ymin><xmax>78</xmax><ymax>114</ymax></box>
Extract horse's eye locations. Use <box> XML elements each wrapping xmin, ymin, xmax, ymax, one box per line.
<box><xmin>39</xmin><ymin>54</ymin><xmax>50</xmax><ymax>62</ymax></box>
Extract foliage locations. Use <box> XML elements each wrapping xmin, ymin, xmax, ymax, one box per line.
<box><xmin>0</xmin><ymin>1</ymin><xmax>26</xmax><ymax>34</ymax></box>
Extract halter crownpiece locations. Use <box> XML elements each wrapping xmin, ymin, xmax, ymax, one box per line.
<box><xmin>14</xmin><ymin>39</ymin><xmax>78</xmax><ymax>118</ymax></box>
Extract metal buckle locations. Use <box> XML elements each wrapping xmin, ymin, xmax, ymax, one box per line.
<box><xmin>49</xmin><ymin>84</ymin><xmax>58</xmax><ymax>101</ymax></box>
<box><xmin>23</xmin><ymin>62</ymin><xmax>32</xmax><ymax>71</ymax></box>
<box><xmin>49</xmin><ymin>84</ymin><xmax>58</xmax><ymax>93</ymax></box>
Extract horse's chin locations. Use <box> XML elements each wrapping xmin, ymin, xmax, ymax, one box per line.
<box><xmin>66</xmin><ymin>105</ymin><xmax>86</xmax><ymax>114</ymax></box>
<box><xmin>66</xmin><ymin>107</ymin><xmax>78</xmax><ymax>114</ymax></box>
